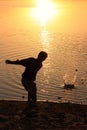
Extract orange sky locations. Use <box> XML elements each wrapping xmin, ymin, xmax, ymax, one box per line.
<box><xmin>0</xmin><ymin>0</ymin><xmax>87</xmax><ymax>7</ymax></box>
<box><xmin>0</xmin><ymin>0</ymin><xmax>35</xmax><ymax>7</ymax></box>
<box><xmin>0</xmin><ymin>0</ymin><xmax>87</xmax><ymax>33</ymax></box>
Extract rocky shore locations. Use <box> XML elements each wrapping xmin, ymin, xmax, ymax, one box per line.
<box><xmin>0</xmin><ymin>100</ymin><xmax>87</xmax><ymax>130</ymax></box>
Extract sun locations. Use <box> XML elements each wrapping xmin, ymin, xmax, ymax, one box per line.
<box><xmin>31</xmin><ymin>0</ymin><xmax>58</xmax><ymax>26</ymax></box>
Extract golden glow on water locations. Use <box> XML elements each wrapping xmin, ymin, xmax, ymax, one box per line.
<box><xmin>41</xmin><ymin>29</ymin><xmax>50</xmax><ymax>45</ymax></box>
<box><xmin>31</xmin><ymin>0</ymin><xmax>58</xmax><ymax>26</ymax></box>
<box><xmin>0</xmin><ymin>1</ymin><xmax>87</xmax><ymax>103</ymax></box>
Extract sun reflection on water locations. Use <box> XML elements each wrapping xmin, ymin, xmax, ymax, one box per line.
<box><xmin>40</xmin><ymin>30</ymin><xmax>50</xmax><ymax>45</ymax></box>
<box><xmin>31</xmin><ymin>0</ymin><xmax>58</xmax><ymax>26</ymax></box>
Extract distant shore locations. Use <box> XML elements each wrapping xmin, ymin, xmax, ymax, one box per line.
<box><xmin>0</xmin><ymin>100</ymin><xmax>87</xmax><ymax>130</ymax></box>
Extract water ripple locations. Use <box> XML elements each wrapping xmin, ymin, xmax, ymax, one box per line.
<box><xmin>0</xmin><ymin>33</ymin><xmax>87</xmax><ymax>104</ymax></box>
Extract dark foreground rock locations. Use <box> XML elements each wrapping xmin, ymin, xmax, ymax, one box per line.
<box><xmin>0</xmin><ymin>100</ymin><xmax>87</xmax><ymax>130</ymax></box>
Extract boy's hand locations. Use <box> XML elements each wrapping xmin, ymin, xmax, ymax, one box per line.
<box><xmin>5</xmin><ymin>60</ymin><xmax>12</xmax><ymax>64</ymax></box>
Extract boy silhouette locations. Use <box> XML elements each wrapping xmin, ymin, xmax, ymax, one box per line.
<box><xmin>5</xmin><ymin>51</ymin><xmax>48</xmax><ymax>103</ymax></box>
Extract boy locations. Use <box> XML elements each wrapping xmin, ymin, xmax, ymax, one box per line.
<box><xmin>5</xmin><ymin>51</ymin><xmax>48</xmax><ymax>103</ymax></box>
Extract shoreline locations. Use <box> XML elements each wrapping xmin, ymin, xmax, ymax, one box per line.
<box><xmin>0</xmin><ymin>100</ymin><xmax>87</xmax><ymax>130</ymax></box>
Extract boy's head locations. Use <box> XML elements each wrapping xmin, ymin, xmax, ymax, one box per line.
<box><xmin>38</xmin><ymin>51</ymin><xmax>48</xmax><ymax>61</ymax></box>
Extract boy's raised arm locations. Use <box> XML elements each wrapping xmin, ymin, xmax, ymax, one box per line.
<box><xmin>5</xmin><ymin>59</ymin><xmax>20</xmax><ymax>65</ymax></box>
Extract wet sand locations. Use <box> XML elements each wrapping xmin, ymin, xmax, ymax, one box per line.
<box><xmin>0</xmin><ymin>100</ymin><xmax>87</xmax><ymax>130</ymax></box>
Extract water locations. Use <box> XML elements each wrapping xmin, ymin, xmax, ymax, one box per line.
<box><xmin>0</xmin><ymin>6</ymin><xmax>87</xmax><ymax>104</ymax></box>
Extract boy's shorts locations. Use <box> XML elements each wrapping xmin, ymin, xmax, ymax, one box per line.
<box><xmin>21</xmin><ymin>78</ymin><xmax>36</xmax><ymax>93</ymax></box>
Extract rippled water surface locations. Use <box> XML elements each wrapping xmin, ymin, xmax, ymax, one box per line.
<box><xmin>0</xmin><ymin>7</ymin><xmax>87</xmax><ymax>104</ymax></box>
